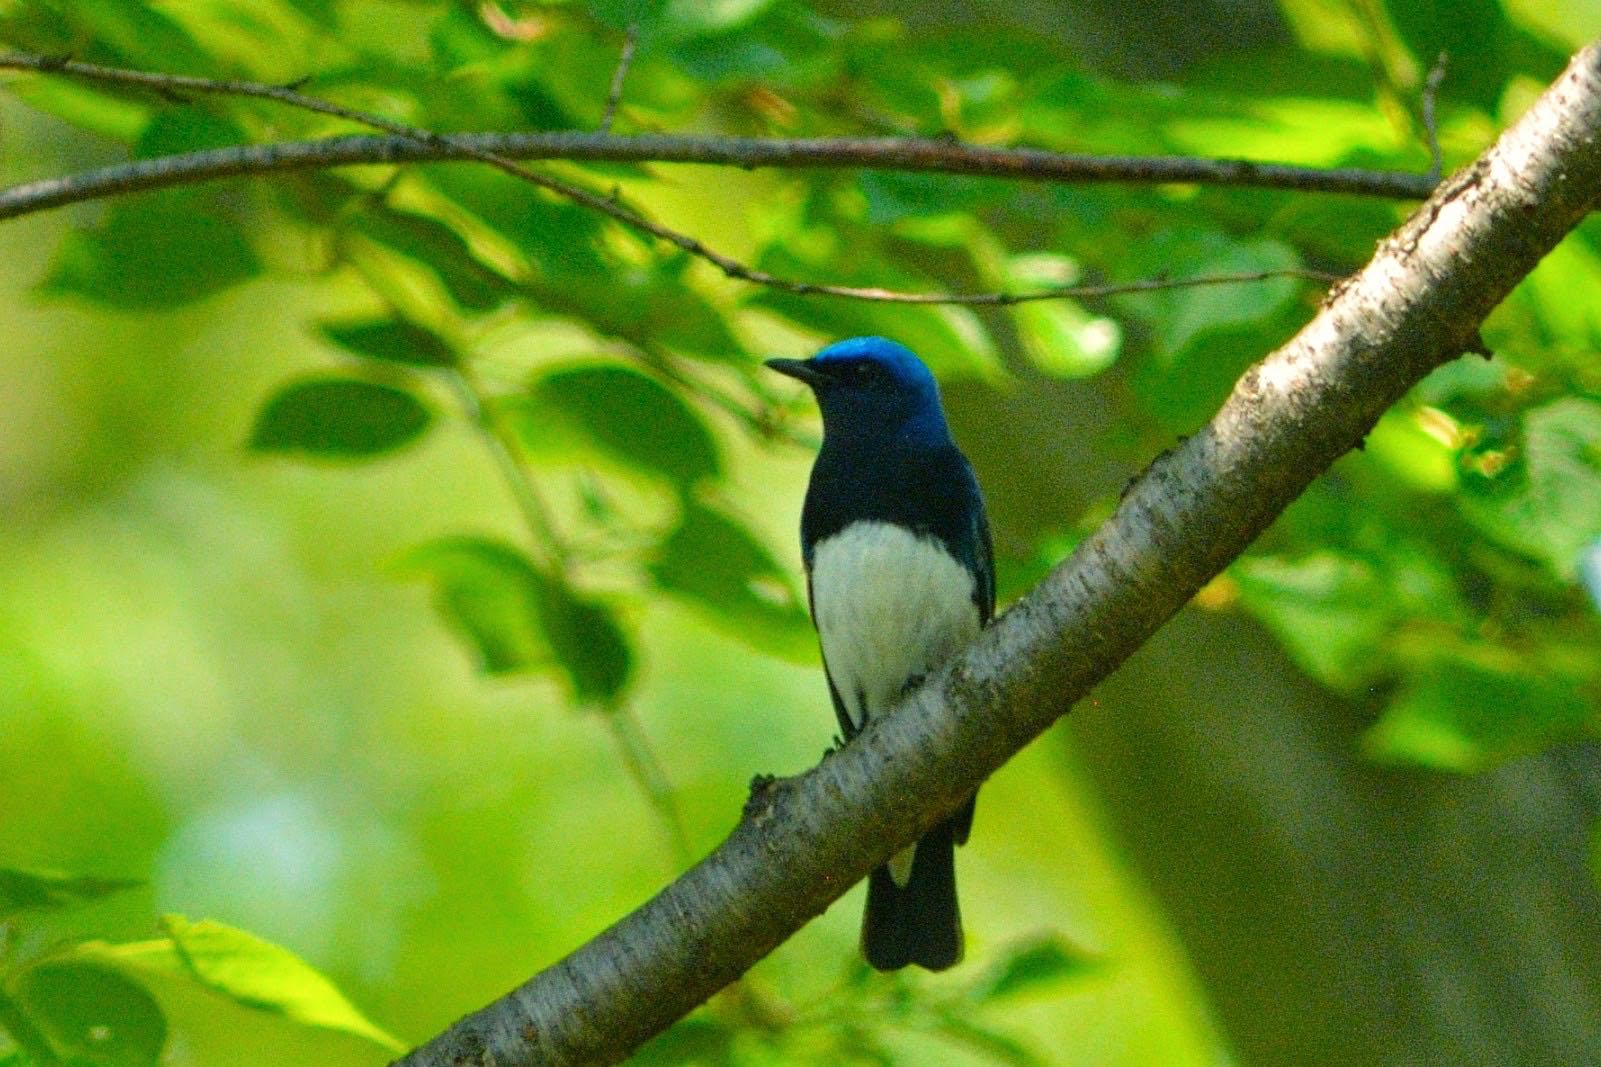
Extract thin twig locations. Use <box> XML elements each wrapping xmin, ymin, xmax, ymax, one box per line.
<box><xmin>599</xmin><ymin>25</ymin><xmax>638</xmax><ymax>133</ymax></box>
<box><xmin>446</xmin><ymin>363</ymin><xmax>695</xmax><ymax>867</ymax></box>
<box><xmin>445</xmin><ymin>368</ymin><xmax>569</xmax><ymax>567</ymax></box>
<box><xmin>0</xmin><ymin>55</ymin><xmax>1438</xmax><ymax>220</ymax></box>
<box><xmin>0</xmin><ymin>52</ymin><xmax>1346</xmax><ymax>306</ymax></box>
<box><xmin>1423</xmin><ymin>51</ymin><xmax>1449</xmax><ymax>182</ymax></box>
<box><xmin>606</xmin><ymin>707</ymin><xmax>694</xmax><ymax>866</ymax></box>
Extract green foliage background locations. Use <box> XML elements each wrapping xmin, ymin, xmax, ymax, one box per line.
<box><xmin>1</xmin><ymin>1</ymin><xmax>1599</xmax><ymax>1064</ymax></box>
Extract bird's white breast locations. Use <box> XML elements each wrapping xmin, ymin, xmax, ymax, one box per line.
<box><xmin>809</xmin><ymin>521</ymin><xmax>980</xmax><ymax>730</ymax></box>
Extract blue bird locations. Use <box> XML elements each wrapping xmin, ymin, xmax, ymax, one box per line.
<box><xmin>767</xmin><ymin>336</ymin><xmax>994</xmax><ymax>971</ymax></box>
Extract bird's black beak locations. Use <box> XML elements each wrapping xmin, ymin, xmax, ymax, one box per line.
<box><xmin>764</xmin><ymin>357</ymin><xmax>828</xmax><ymax>387</ymax></box>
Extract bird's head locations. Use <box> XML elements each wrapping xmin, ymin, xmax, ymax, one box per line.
<box><xmin>765</xmin><ymin>337</ymin><xmax>950</xmax><ymax>446</ymax></box>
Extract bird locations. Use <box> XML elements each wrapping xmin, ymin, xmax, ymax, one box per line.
<box><xmin>766</xmin><ymin>335</ymin><xmax>994</xmax><ymax>972</ymax></box>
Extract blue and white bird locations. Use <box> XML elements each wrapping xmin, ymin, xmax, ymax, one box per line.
<box><xmin>767</xmin><ymin>336</ymin><xmax>994</xmax><ymax>971</ymax></box>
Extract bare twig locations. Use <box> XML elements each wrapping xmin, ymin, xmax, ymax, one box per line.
<box><xmin>447</xmin><ymin>365</ymin><xmax>694</xmax><ymax>867</ymax></box>
<box><xmin>0</xmin><ymin>51</ymin><xmax>1345</xmax><ymax>306</ymax></box>
<box><xmin>445</xmin><ymin>368</ymin><xmax>569</xmax><ymax>567</ymax></box>
<box><xmin>605</xmin><ymin>707</ymin><xmax>694</xmax><ymax>866</ymax></box>
<box><xmin>1423</xmin><ymin>51</ymin><xmax>1449</xmax><ymax>182</ymax></box>
<box><xmin>599</xmin><ymin>25</ymin><xmax>638</xmax><ymax>133</ymax></box>
<box><xmin>0</xmin><ymin>56</ymin><xmax>1437</xmax><ymax>221</ymax></box>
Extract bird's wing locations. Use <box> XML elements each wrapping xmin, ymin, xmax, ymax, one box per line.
<box><xmin>970</xmin><ymin>467</ymin><xmax>996</xmax><ymax>626</ymax></box>
<box><xmin>807</xmin><ymin>567</ymin><xmax>859</xmax><ymax>740</ymax></box>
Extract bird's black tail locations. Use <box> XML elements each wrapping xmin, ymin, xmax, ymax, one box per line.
<box><xmin>861</xmin><ymin>815</ymin><xmax>963</xmax><ymax>971</ymax></box>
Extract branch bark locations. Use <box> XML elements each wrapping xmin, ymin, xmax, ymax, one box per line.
<box><xmin>0</xmin><ymin>50</ymin><xmax>1435</xmax><ymax>223</ymax></box>
<box><xmin>396</xmin><ymin>37</ymin><xmax>1601</xmax><ymax>1067</ymax></box>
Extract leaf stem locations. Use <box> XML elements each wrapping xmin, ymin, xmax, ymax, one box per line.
<box><xmin>0</xmin><ymin>989</ymin><xmax>63</xmax><ymax>1067</ymax></box>
<box><xmin>445</xmin><ymin>368</ymin><xmax>568</xmax><ymax>569</ymax></box>
<box><xmin>605</xmin><ymin>706</ymin><xmax>694</xmax><ymax>867</ymax></box>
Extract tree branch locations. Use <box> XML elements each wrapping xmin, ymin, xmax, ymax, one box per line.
<box><xmin>0</xmin><ymin>52</ymin><xmax>1436</xmax><ymax>234</ymax></box>
<box><xmin>0</xmin><ymin>52</ymin><xmax>1338</xmax><ymax>305</ymax></box>
<box><xmin>392</xmin><ymin>37</ymin><xmax>1601</xmax><ymax>1067</ymax></box>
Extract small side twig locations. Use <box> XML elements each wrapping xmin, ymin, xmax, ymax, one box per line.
<box><xmin>599</xmin><ymin>24</ymin><xmax>638</xmax><ymax>133</ymax></box>
<box><xmin>1422</xmin><ymin>51</ymin><xmax>1449</xmax><ymax>182</ymax></box>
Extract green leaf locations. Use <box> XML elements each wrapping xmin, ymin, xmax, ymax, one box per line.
<box><xmin>14</xmin><ymin>961</ymin><xmax>166</xmax><ymax>1067</ymax></box>
<box><xmin>631</xmin><ymin>1015</ymin><xmax>735</xmax><ymax>1065</ymax></box>
<box><xmin>535</xmin><ymin>575</ymin><xmax>634</xmax><ymax>707</ymax></box>
<box><xmin>133</xmin><ymin>109</ymin><xmax>245</xmax><ymax>159</ymax></box>
<box><xmin>524</xmin><ymin>364</ymin><xmax>721</xmax><ymax>490</ymax></box>
<box><xmin>968</xmin><ymin>935</ymin><xmax>1096</xmax><ymax>1002</ymax></box>
<box><xmin>1459</xmin><ymin>397</ymin><xmax>1601</xmax><ymax>579</ymax></box>
<box><xmin>1122</xmin><ymin>233</ymin><xmax>1306</xmax><ymax>429</ymax></box>
<box><xmin>650</xmin><ymin>502</ymin><xmax>814</xmax><ymax>661</ymax></box>
<box><xmin>347</xmin><ymin>208</ymin><xmax>513</xmax><ymax>313</ymax></box>
<box><xmin>931</xmin><ymin>1014</ymin><xmax>1044</xmax><ymax>1066</ymax></box>
<box><xmin>400</xmin><ymin>537</ymin><xmax>633</xmax><ymax>703</ymax></box>
<box><xmin>73</xmin><ymin>915</ymin><xmax>401</xmax><ymax>1052</ymax></box>
<box><xmin>1364</xmin><ymin>651</ymin><xmax>1594</xmax><ymax>772</ymax></box>
<box><xmin>422</xmin><ymin>168</ymin><xmax>613</xmax><ymax>281</ymax></box>
<box><xmin>396</xmin><ymin>537</ymin><xmax>547</xmax><ymax>675</ymax></box>
<box><xmin>317</xmin><ymin>318</ymin><xmax>459</xmax><ymax>368</ymax></box>
<box><xmin>0</xmin><ymin>868</ymin><xmax>141</xmax><ymax>917</ymax></box>
<box><xmin>1231</xmin><ymin>552</ymin><xmax>1396</xmax><ymax>690</ymax></box>
<box><xmin>249</xmin><ymin>378</ymin><xmax>432</xmax><ymax>458</ymax></box>
<box><xmin>535</xmin><ymin>263</ymin><xmax>742</xmax><ymax>359</ymax></box>
<box><xmin>43</xmin><ymin>191</ymin><xmax>260</xmax><ymax>309</ymax></box>
<box><xmin>1005</xmin><ymin>253</ymin><xmax>1121</xmax><ymax>379</ymax></box>
<box><xmin>857</xmin><ymin>171</ymin><xmax>999</xmax><ymax>224</ymax></box>
<box><xmin>750</xmin><ymin>267</ymin><xmax>1001</xmax><ymax>381</ymax></box>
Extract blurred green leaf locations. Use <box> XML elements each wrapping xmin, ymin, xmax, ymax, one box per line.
<box><xmin>1005</xmin><ymin>253</ymin><xmax>1121</xmax><ymax>379</ymax></box>
<box><xmin>43</xmin><ymin>191</ymin><xmax>260</xmax><ymax>309</ymax></box>
<box><xmin>650</xmin><ymin>501</ymin><xmax>814</xmax><ymax>661</ymax></box>
<box><xmin>318</xmin><ymin>318</ymin><xmax>459</xmax><ymax>368</ymax></box>
<box><xmin>0</xmin><ymin>868</ymin><xmax>141</xmax><ymax>917</ymax></box>
<box><xmin>347</xmin><ymin>208</ymin><xmax>513</xmax><ymax>313</ymax></box>
<box><xmin>931</xmin><ymin>1014</ymin><xmax>1044</xmax><ymax>1066</ymax></box>
<box><xmin>967</xmin><ymin>935</ymin><xmax>1096</xmax><ymax>1002</ymax></box>
<box><xmin>750</xmin><ymin>250</ymin><xmax>1000</xmax><ymax>379</ymax></box>
<box><xmin>0</xmin><ymin>0</ymin><xmax>211</xmax><ymax>75</ymax></box>
<box><xmin>535</xmin><ymin>573</ymin><xmax>634</xmax><ymax>707</ymax></box>
<box><xmin>1364</xmin><ymin>651</ymin><xmax>1594</xmax><ymax>772</ymax></box>
<box><xmin>1123</xmin><ymin>233</ymin><xmax>1306</xmax><ymax>428</ymax></box>
<box><xmin>249</xmin><ymin>378</ymin><xmax>432</xmax><ymax>458</ymax></box>
<box><xmin>132</xmin><ymin>109</ymin><xmax>246</xmax><ymax>159</ymax></box>
<box><xmin>1231</xmin><ymin>552</ymin><xmax>1396</xmax><ymax>689</ymax></box>
<box><xmin>539</xmin><ymin>264</ymin><xmax>742</xmax><ymax>359</ymax></box>
<box><xmin>397</xmin><ymin>537</ymin><xmax>547</xmax><ymax>675</ymax></box>
<box><xmin>1383</xmin><ymin>0</ymin><xmax>1508</xmax><ymax>110</ymax></box>
<box><xmin>422</xmin><ymin>168</ymin><xmax>614</xmax><ymax>280</ymax></box>
<box><xmin>631</xmin><ymin>1014</ymin><xmax>736</xmax><ymax>1065</ymax></box>
<box><xmin>14</xmin><ymin>960</ymin><xmax>166</xmax><ymax>1067</ymax></box>
<box><xmin>75</xmin><ymin>915</ymin><xmax>401</xmax><ymax>1051</ymax></box>
<box><xmin>857</xmin><ymin>172</ymin><xmax>998</xmax><ymax>224</ymax></box>
<box><xmin>1459</xmin><ymin>397</ymin><xmax>1601</xmax><ymax>578</ymax></box>
<box><xmin>525</xmin><ymin>363</ymin><xmax>721</xmax><ymax>491</ymax></box>
<box><xmin>400</xmin><ymin>537</ymin><xmax>633</xmax><ymax>703</ymax></box>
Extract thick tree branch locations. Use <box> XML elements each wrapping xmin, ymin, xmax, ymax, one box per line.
<box><xmin>394</xmin><ymin>38</ymin><xmax>1601</xmax><ymax>1067</ymax></box>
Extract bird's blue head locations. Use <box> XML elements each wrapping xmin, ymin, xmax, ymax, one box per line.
<box><xmin>765</xmin><ymin>337</ymin><xmax>951</xmax><ymax>446</ymax></box>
